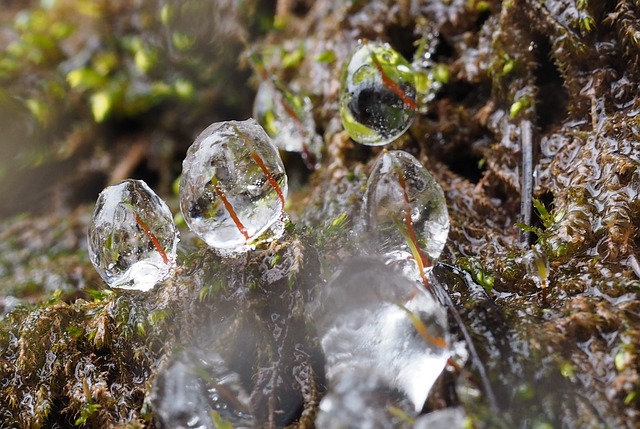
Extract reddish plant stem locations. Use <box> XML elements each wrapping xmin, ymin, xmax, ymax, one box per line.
<box><xmin>371</xmin><ymin>55</ymin><xmax>417</xmax><ymax>111</ymax></box>
<box><xmin>134</xmin><ymin>213</ymin><xmax>170</xmax><ymax>264</ymax></box>
<box><xmin>234</xmin><ymin>125</ymin><xmax>286</xmax><ymax>210</ymax></box>
<box><xmin>212</xmin><ymin>180</ymin><xmax>249</xmax><ymax>240</ymax></box>
<box><xmin>250</xmin><ymin>152</ymin><xmax>286</xmax><ymax>210</ymax></box>
<box><xmin>396</xmin><ymin>170</ymin><xmax>432</xmax><ymax>290</ymax></box>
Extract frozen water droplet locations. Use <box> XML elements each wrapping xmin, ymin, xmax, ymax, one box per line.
<box><xmin>525</xmin><ymin>244</ymin><xmax>549</xmax><ymax>290</ymax></box>
<box><xmin>88</xmin><ymin>179</ymin><xmax>178</xmax><ymax>291</ymax></box>
<box><xmin>411</xmin><ymin>29</ymin><xmax>444</xmax><ymax>113</ymax></box>
<box><xmin>363</xmin><ymin>150</ymin><xmax>449</xmax><ymax>264</ymax></box>
<box><xmin>316</xmin><ymin>370</ymin><xmax>415</xmax><ymax>429</ymax></box>
<box><xmin>312</xmin><ymin>258</ymin><xmax>449</xmax><ymax>413</ymax></box>
<box><xmin>253</xmin><ymin>80</ymin><xmax>323</xmax><ymax>168</ymax></box>
<box><xmin>340</xmin><ymin>41</ymin><xmax>416</xmax><ymax>146</ymax></box>
<box><xmin>179</xmin><ymin>118</ymin><xmax>288</xmax><ymax>254</ymax></box>
<box><xmin>413</xmin><ymin>407</ymin><xmax>467</xmax><ymax>429</ymax></box>
<box><xmin>151</xmin><ymin>348</ymin><xmax>255</xmax><ymax>429</ymax></box>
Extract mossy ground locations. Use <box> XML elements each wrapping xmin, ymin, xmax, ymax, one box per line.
<box><xmin>1</xmin><ymin>0</ymin><xmax>640</xmax><ymax>428</ymax></box>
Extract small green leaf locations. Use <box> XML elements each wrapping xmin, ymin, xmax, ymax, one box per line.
<box><xmin>134</xmin><ymin>48</ymin><xmax>156</xmax><ymax>73</ymax></box>
<box><xmin>160</xmin><ymin>4</ymin><xmax>173</xmax><ymax>25</ymax></box>
<box><xmin>66</xmin><ymin>326</ymin><xmax>83</xmax><ymax>338</ymax></box>
<box><xmin>174</xmin><ymin>78</ymin><xmax>194</xmax><ymax>99</ymax></box>
<box><xmin>67</xmin><ymin>68</ymin><xmax>105</xmax><ymax>89</ymax></box>
<box><xmin>74</xmin><ymin>402</ymin><xmax>101</xmax><ymax>426</ymax></box>
<box><xmin>510</xmin><ymin>100</ymin><xmax>524</xmax><ymax>118</ymax></box>
<box><xmin>25</xmin><ymin>98</ymin><xmax>49</xmax><ymax>124</ymax></box>
<box><xmin>433</xmin><ymin>64</ymin><xmax>450</xmax><ymax>84</ymax></box>
<box><xmin>172</xmin><ymin>32</ymin><xmax>195</xmax><ymax>51</ymax></box>
<box><xmin>615</xmin><ymin>348</ymin><xmax>632</xmax><ymax>371</ymax></box>
<box><xmin>51</xmin><ymin>22</ymin><xmax>74</xmax><ymax>40</ymax></box>
<box><xmin>90</xmin><ymin>90</ymin><xmax>114</xmax><ymax>122</ymax></box>
<box><xmin>559</xmin><ymin>360</ymin><xmax>575</xmax><ymax>380</ymax></box>
<box><xmin>210</xmin><ymin>410</ymin><xmax>235</xmax><ymax>429</ymax></box>
<box><xmin>502</xmin><ymin>58</ymin><xmax>515</xmax><ymax>75</ymax></box>
<box><xmin>625</xmin><ymin>391</ymin><xmax>638</xmax><ymax>405</ymax></box>
<box><xmin>93</xmin><ymin>52</ymin><xmax>118</xmax><ymax>76</ymax></box>
<box><xmin>314</xmin><ymin>50</ymin><xmax>336</xmax><ymax>63</ymax></box>
<box><xmin>282</xmin><ymin>45</ymin><xmax>305</xmax><ymax>69</ymax></box>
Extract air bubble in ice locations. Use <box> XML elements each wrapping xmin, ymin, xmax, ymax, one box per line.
<box><xmin>312</xmin><ymin>258</ymin><xmax>449</xmax><ymax>416</ymax></box>
<box><xmin>179</xmin><ymin>119</ymin><xmax>288</xmax><ymax>254</ymax></box>
<box><xmin>339</xmin><ymin>41</ymin><xmax>417</xmax><ymax>146</ymax></box>
<box><xmin>363</xmin><ymin>150</ymin><xmax>449</xmax><ymax>264</ymax></box>
<box><xmin>253</xmin><ymin>80</ymin><xmax>323</xmax><ymax>168</ymax></box>
<box><xmin>87</xmin><ymin>179</ymin><xmax>178</xmax><ymax>291</ymax></box>
<box><xmin>150</xmin><ymin>348</ymin><xmax>255</xmax><ymax>429</ymax></box>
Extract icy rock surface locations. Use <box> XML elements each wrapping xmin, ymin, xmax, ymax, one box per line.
<box><xmin>312</xmin><ymin>258</ymin><xmax>449</xmax><ymax>418</ymax></box>
<box><xmin>87</xmin><ymin>179</ymin><xmax>177</xmax><ymax>291</ymax></box>
<box><xmin>339</xmin><ymin>41</ymin><xmax>416</xmax><ymax>145</ymax></box>
<box><xmin>179</xmin><ymin>119</ymin><xmax>288</xmax><ymax>254</ymax></box>
<box><xmin>151</xmin><ymin>348</ymin><xmax>255</xmax><ymax>429</ymax></box>
<box><xmin>253</xmin><ymin>80</ymin><xmax>323</xmax><ymax>167</ymax></box>
<box><xmin>363</xmin><ymin>150</ymin><xmax>449</xmax><ymax>263</ymax></box>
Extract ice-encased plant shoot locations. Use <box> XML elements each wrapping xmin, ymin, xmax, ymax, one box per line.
<box><xmin>312</xmin><ymin>258</ymin><xmax>449</xmax><ymax>420</ymax></box>
<box><xmin>250</xmin><ymin>53</ymin><xmax>323</xmax><ymax>168</ymax></box>
<box><xmin>339</xmin><ymin>41</ymin><xmax>417</xmax><ymax>146</ymax></box>
<box><xmin>88</xmin><ymin>179</ymin><xmax>178</xmax><ymax>291</ymax></box>
<box><xmin>179</xmin><ymin>118</ymin><xmax>288</xmax><ymax>254</ymax></box>
<box><xmin>363</xmin><ymin>150</ymin><xmax>449</xmax><ymax>265</ymax></box>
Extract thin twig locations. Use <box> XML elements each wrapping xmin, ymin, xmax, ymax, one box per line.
<box><xmin>432</xmin><ymin>262</ymin><xmax>500</xmax><ymax>412</ymax></box>
<box><xmin>520</xmin><ymin>120</ymin><xmax>534</xmax><ymax>247</ymax></box>
<box><xmin>109</xmin><ymin>140</ymin><xmax>147</xmax><ymax>185</ymax></box>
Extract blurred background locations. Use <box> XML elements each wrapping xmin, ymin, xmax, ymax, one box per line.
<box><xmin>0</xmin><ymin>0</ymin><xmax>277</xmax><ymax>218</ymax></box>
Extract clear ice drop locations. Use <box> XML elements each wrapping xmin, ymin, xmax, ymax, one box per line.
<box><xmin>339</xmin><ymin>41</ymin><xmax>417</xmax><ymax>146</ymax></box>
<box><xmin>363</xmin><ymin>150</ymin><xmax>449</xmax><ymax>264</ymax></box>
<box><xmin>87</xmin><ymin>179</ymin><xmax>178</xmax><ymax>291</ymax></box>
<box><xmin>150</xmin><ymin>348</ymin><xmax>255</xmax><ymax>429</ymax></box>
<box><xmin>179</xmin><ymin>118</ymin><xmax>288</xmax><ymax>254</ymax></box>
<box><xmin>312</xmin><ymin>258</ymin><xmax>450</xmax><ymax>414</ymax></box>
<box><xmin>316</xmin><ymin>370</ymin><xmax>414</xmax><ymax>429</ymax></box>
<box><xmin>253</xmin><ymin>80</ymin><xmax>323</xmax><ymax>167</ymax></box>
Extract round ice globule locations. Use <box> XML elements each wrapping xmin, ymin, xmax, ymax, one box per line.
<box><xmin>179</xmin><ymin>118</ymin><xmax>288</xmax><ymax>254</ymax></box>
<box><xmin>88</xmin><ymin>179</ymin><xmax>178</xmax><ymax>291</ymax></box>
<box><xmin>339</xmin><ymin>41</ymin><xmax>417</xmax><ymax>146</ymax></box>
<box><xmin>363</xmin><ymin>150</ymin><xmax>449</xmax><ymax>262</ymax></box>
<box><xmin>253</xmin><ymin>80</ymin><xmax>322</xmax><ymax>168</ymax></box>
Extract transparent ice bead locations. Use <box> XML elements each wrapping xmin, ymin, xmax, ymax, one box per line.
<box><xmin>316</xmin><ymin>370</ymin><xmax>415</xmax><ymax>429</ymax></box>
<box><xmin>150</xmin><ymin>348</ymin><xmax>255</xmax><ymax>429</ymax></box>
<box><xmin>363</xmin><ymin>150</ymin><xmax>449</xmax><ymax>263</ymax></box>
<box><xmin>339</xmin><ymin>41</ymin><xmax>417</xmax><ymax>146</ymax></box>
<box><xmin>87</xmin><ymin>179</ymin><xmax>178</xmax><ymax>291</ymax></box>
<box><xmin>312</xmin><ymin>258</ymin><xmax>450</xmax><ymax>413</ymax></box>
<box><xmin>253</xmin><ymin>80</ymin><xmax>323</xmax><ymax>168</ymax></box>
<box><xmin>179</xmin><ymin>118</ymin><xmax>288</xmax><ymax>254</ymax></box>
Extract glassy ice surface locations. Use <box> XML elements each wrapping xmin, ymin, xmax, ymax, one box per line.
<box><xmin>525</xmin><ymin>244</ymin><xmax>549</xmax><ymax>290</ymax></box>
<box><xmin>413</xmin><ymin>407</ymin><xmax>467</xmax><ymax>429</ymax></box>
<box><xmin>363</xmin><ymin>150</ymin><xmax>449</xmax><ymax>263</ymax></box>
<box><xmin>253</xmin><ymin>80</ymin><xmax>323</xmax><ymax>167</ymax></box>
<box><xmin>316</xmin><ymin>370</ymin><xmax>415</xmax><ymax>429</ymax></box>
<box><xmin>312</xmin><ymin>258</ymin><xmax>449</xmax><ymax>418</ymax></box>
<box><xmin>339</xmin><ymin>41</ymin><xmax>416</xmax><ymax>146</ymax></box>
<box><xmin>179</xmin><ymin>119</ymin><xmax>288</xmax><ymax>254</ymax></box>
<box><xmin>87</xmin><ymin>179</ymin><xmax>177</xmax><ymax>291</ymax></box>
<box><xmin>151</xmin><ymin>348</ymin><xmax>255</xmax><ymax>429</ymax></box>
<box><xmin>412</xmin><ymin>30</ymin><xmax>443</xmax><ymax>114</ymax></box>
